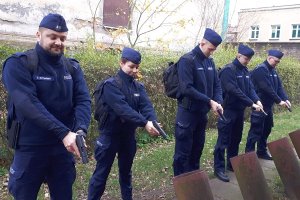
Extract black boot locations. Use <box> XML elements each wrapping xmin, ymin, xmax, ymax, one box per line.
<box><xmin>214</xmin><ymin>170</ymin><xmax>229</xmax><ymax>182</ymax></box>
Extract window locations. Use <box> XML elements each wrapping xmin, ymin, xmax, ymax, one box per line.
<box><xmin>292</xmin><ymin>24</ymin><xmax>300</xmax><ymax>38</ymax></box>
<box><xmin>103</xmin><ymin>0</ymin><xmax>130</xmax><ymax>28</ymax></box>
<box><xmin>271</xmin><ymin>25</ymin><xmax>280</xmax><ymax>39</ymax></box>
<box><xmin>250</xmin><ymin>26</ymin><xmax>259</xmax><ymax>39</ymax></box>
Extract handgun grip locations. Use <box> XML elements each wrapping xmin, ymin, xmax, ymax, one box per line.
<box><xmin>153</xmin><ymin>120</ymin><xmax>168</xmax><ymax>140</ymax></box>
<box><xmin>217</xmin><ymin>109</ymin><xmax>227</xmax><ymax>121</ymax></box>
<box><xmin>76</xmin><ymin>135</ymin><xmax>89</xmax><ymax>164</ymax></box>
<box><xmin>251</xmin><ymin>106</ymin><xmax>268</xmax><ymax>116</ymax></box>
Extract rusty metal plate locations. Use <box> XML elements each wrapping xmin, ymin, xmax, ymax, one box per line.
<box><xmin>289</xmin><ymin>129</ymin><xmax>300</xmax><ymax>158</ymax></box>
<box><xmin>230</xmin><ymin>152</ymin><xmax>272</xmax><ymax>200</ymax></box>
<box><xmin>173</xmin><ymin>170</ymin><xmax>214</xmax><ymax>200</ymax></box>
<box><xmin>268</xmin><ymin>137</ymin><xmax>300</xmax><ymax>200</ymax></box>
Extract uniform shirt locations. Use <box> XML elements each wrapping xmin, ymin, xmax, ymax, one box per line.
<box><xmin>220</xmin><ymin>58</ymin><xmax>259</xmax><ymax>110</ymax></box>
<box><xmin>177</xmin><ymin>45</ymin><xmax>222</xmax><ymax>113</ymax></box>
<box><xmin>251</xmin><ymin>60</ymin><xmax>288</xmax><ymax>109</ymax></box>
<box><xmin>101</xmin><ymin>69</ymin><xmax>157</xmax><ymax>133</ymax></box>
<box><xmin>2</xmin><ymin>43</ymin><xmax>91</xmax><ymax>145</ymax></box>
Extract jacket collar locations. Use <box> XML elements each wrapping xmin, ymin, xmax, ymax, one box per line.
<box><xmin>192</xmin><ymin>45</ymin><xmax>206</xmax><ymax>61</ymax></box>
<box><xmin>232</xmin><ymin>58</ymin><xmax>246</xmax><ymax>70</ymax></box>
<box><xmin>117</xmin><ymin>69</ymin><xmax>135</xmax><ymax>83</ymax></box>
<box><xmin>263</xmin><ymin>60</ymin><xmax>273</xmax><ymax>70</ymax></box>
<box><xmin>35</xmin><ymin>43</ymin><xmax>62</xmax><ymax>65</ymax></box>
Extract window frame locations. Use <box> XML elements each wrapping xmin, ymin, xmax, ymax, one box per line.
<box><xmin>270</xmin><ymin>25</ymin><xmax>281</xmax><ymax>39</ymax></box>
<box><xmin>250</xmin><ymin>25</ymin><xmax>259</xmax><ymax>39</ymax></box>
<box><xmin>291</xmin><ymin>24</ymin><xmax>300</xmax><ymax>39</ymax></box>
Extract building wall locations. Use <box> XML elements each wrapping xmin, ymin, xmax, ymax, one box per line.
<box><xmin>0</xmin><ymin>0</ymin><xmax>224</xmax><ymax>51</ymax></box>
<box><xmin>229</xmin><ymin>42</ymin><xmax>300</xmax><ymax>59</ymax></box>
<box><xmin>237</xmin><ymin>4</ymin><xmax>300</xmax><ymax>43</ymax></box>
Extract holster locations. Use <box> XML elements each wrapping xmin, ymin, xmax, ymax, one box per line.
<box><xmin>98</xmin><ymin>112</ymin><xmax>108</xmax><ymax>129</ymax></box>
<box><xmin>7</xmin><ymin>119</ymin><xmax>21</xmax><ymax>149</ymax></box>
<box><xmin>181</xmin><ymin>97</ymin><xmax>192</xmax><ymax>110</ymax></box>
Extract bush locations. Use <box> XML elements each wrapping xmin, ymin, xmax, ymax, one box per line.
<box><xmin>0</xmin><ymin>44</ymin><xmax>22</xmax><ymax>166</ymax></box>
<box><xmin>0</xmin><ymin>43</ymin><xmax>299</xmax><ymax>164</ymax></box>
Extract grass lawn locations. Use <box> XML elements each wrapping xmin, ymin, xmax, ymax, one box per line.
<box><xmin>1</xmin><ymin>106</ymin><xmax>299</xmax><ymax>199</ymax></box>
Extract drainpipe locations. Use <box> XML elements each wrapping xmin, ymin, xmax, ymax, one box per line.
<box><xmin>221</xmin><ymin>0</ymin><xmax>230</xmax><ymax>40</ymax></box>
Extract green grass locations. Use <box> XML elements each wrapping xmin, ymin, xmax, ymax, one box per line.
<box><xmin>0</xmin><ymin>107</ymin><xmax>300</xmax><ymax>200</ymax></box>
<box><xmin>78</xmin><ymin>105</ymin><xmax>299</xmax><ymax>199</ymax></box>
<box><xmin>1</xmin><ymin>106</ymin><xmax>299</xmax><ymax>199</ymax></box>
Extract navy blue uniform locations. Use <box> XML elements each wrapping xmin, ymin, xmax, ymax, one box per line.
<box><xmin>173</xmin><ymin>46</ymin><xmax>222</xmax><ymax>176</ymax></box>
<box><xmin>88</xmin><ymin>69</ymin><xmax>157</xmax><ymax>200</ymax></box>
<box><xmin>245</xmin><ymin>61</ymin><xmax>288</xmax><ymax>153</ymax></box>
<box><xmin>214</xmin><ymin>59</ymin><xmax>259</xmax><ymax>172</ymax></box>
<box><xmin>2</xmin><ymin>43</ymin><xmax>91</xmax><ymax>199</ymax></box>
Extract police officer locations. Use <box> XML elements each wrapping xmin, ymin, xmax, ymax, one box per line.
<box><xmin>245</xmin><ymin>49</ymin><xmax>291</xmax><ymax>160</ymax></box>
<box><xmin>213</xmin><ymin>44</ymin><xmax>262</xmax><ymax>182</ymax></box>
<box><xmin>173</xmin><ymin>28</ymin><xmax>223</xmax><ymax>176</ymax></box>
<box><xmin>2</xmin><ymin>13</ymin><xmax>91</xmax><ymax>199</ymax></box>
<box><xmin>88</xmin><ymin>47</ymin><xmax>160</xmax><ymax>200</ymax></box>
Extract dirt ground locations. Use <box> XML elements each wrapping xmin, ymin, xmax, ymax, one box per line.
<box><xmin>0</xmin><ymin>173</ymin><xmax>177</xmax><ymax>200</ymax></box>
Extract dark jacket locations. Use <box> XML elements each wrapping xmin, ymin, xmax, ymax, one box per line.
<box><xmin>101</xmin><ymin>69</ymin><xmax>157</xmax><ymax>134</ymax></box>
<box><xmin>177</xmin><ymin>45</ymin><xmax>222</xmax><ymax>114</ymax></box>
<box><xmin>251</xmin><ymin>60</ymin><xmax>288</xmax><ymax>109</ymax></box>
<box><xmin>220</xmin><ymin>58</ymin><xmax>259</xmax><ymax>110</ymax></box>
<box><xmin>2</xmin><ymin>43</ymin><xmax>91</xmax><ymax>145</ymax></box>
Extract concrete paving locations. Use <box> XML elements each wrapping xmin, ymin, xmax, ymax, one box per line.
<box><xmin>210</xmin><ymin>159</ymin><xmax>277</xmax><ymax>200</ymax></box>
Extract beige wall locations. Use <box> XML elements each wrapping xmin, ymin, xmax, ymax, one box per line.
<box><xmin>0</xmin><ymin>0</ymin><xmax>224</xmax><ymax>51</ymax></box>
<box><xmin>237</xmin><ymin>5</ymin><xmax>300</xmax><ymax>43</ymax></box>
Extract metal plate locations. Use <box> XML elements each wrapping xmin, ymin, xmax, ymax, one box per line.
<box><xmin>230</xmin><ymin>152</ymin><xmax>272</xmax><ymax>200</ymax></box>
<box><xmin>289</xmin><ymin>129</ymin><xmax>300</xmax><ymax>158</ymax></box>
<box><xmin>268</xmin><ymin>137</ymin><xmax>300</xmax><ymax>200</ymax></box>
<box><xmin>173</xmin><ymin>170</ymin><xmax>214</xmax><ymax>200</ymax></box>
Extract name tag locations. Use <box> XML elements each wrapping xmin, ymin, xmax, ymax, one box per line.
<box><xmin>33</xmin><ymin>76</ymin><xmax>54</xmax><ymax>81</ymax></box>
<box><xmin>246</xmin><ymin>76</ymin><xmax>249</xmax><ymax>78</ymax></box>
<box><xmin>134</xmin><ymin>93</ymin><xmax>140</xmax><ymax>97</ymax></box>
<box><xmin>207</xmin><ymin>67</ymin><xmax>213</xmax><ymax>70</ymax></box>
<box><xmin>237</xmin><ymin>75</ymin><xmax>243</xmax><ymax>78</ymax></box>
<box><xmin>197</xmin><ymin>68</ymin><xmax>204</xmax><ymax>70</ymax></box>
<box><xmin>64</xmin><ymin>75</ymin><xmax>72</xmax><ymax>80</ymax></box>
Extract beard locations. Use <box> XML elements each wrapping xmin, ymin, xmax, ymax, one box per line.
<box><xmin>47</xmin><ymin>45</ymin><xmax>64</xmax><ymax>56</ymax></box>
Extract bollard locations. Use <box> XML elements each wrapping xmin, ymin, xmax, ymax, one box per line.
<box><xmin>173</xmin><ymin>170</ymin><xmax>214</xmax><ymax>200</ymax></box>
<box><xmin>268</xmin><ymin>137</ymin><xmax>300</xmax><ymax>200</ymax></box>
<box><xmin>230</xmin><ymin>152</ymin><xmax>273</xmax><ymax>200</ymax></box>
<box><xmin>289</xmin><ymin>129</ymin><xmax>300</xmax><ymax>158</ymax></box>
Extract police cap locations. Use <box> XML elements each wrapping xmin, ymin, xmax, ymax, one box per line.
<box><xmin>268</xmin><ymin>49</ymin><xmax>284</xmax><ymax>59</ymax></box>
<box><xmin>203</xmin><ymin>28</ymin><xmax>222</xmax><ymax>47</ymax></box>
<box><xmin>39</xmin><ymin>13</ymin><xmax>68</xmax><ymax>32</ymax></box>
<box><xmin>238</xmin><ymin>44</ymin><xmax>254</xmax><ymax>58</ymax></box>
<box><xmin>121</xmin><ymin>47</ymin><xmax>141</xmax><ymax>64</ymax></box>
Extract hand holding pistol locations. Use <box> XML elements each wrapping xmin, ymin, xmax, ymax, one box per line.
<box><xmin>153</xmin><ymin>120</ymin><xmax>169</xmax><ymax>140</ymax></box>
<box><xmin>76</xmin><ymin>130</ymin><xmax>89</xmax><ymax>164</ymax></box>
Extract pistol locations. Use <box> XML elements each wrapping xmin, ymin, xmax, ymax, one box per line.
<box><xmin>217</xmin><ymin>108</ymin><xmax>227</xmax><ymax>121</ymax></box>
<box><xmin>76</xmin><ymin>130</ymin><xmax>89</xmax><ymax>164</ymax></box>
<box><xmin>252</xmin><ymin>106</ymin><xmax>268</xmax><ymax>116</ymax></box>
<box><xmin>153</xmin><ymin>120</ymin><xmax>169</xmax><ymax>140</ymax></box>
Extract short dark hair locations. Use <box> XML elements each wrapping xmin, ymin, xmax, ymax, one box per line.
<box><xmin>121</xmin><ymin>58</ymin><xmax>129</xmax><ymax>64</ymax></box>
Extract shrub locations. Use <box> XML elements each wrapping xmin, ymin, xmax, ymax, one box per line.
<box><xmin>0</xmin><ymin>43</ymin><xmax>299</xmax><ymax>163</ymax></box>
